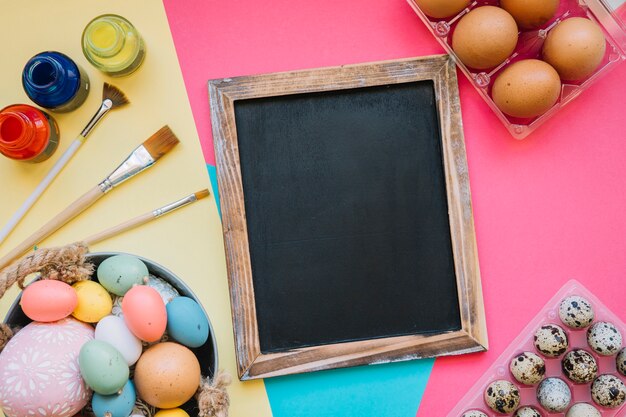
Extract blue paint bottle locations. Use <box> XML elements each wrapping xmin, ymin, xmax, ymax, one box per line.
<box><xmin>22</xmin><ymin>51</ymin><xmax>90</xmax><ymax>113</ymax></box>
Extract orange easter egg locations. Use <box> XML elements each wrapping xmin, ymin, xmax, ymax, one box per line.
<box><xmin>21</xmin><ymin>280</ymin><xmax>78</xmax><ymax>322</ymax></box>
<box><xmin>134</xmin><ymin>342</ymin><xmax>201</xmax><ymax>408</ymax></box>
<box><xmin>122</xmin><ymin>286</ymin><xmax>166</xmax><ymax>342</ymax></box>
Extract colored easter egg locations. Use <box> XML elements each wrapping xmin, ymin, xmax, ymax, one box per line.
<box><xmin>92</xmin><ymin>380</ymin><xmax>136</xmax><ymax>417</ymax></box>
<box><xmin>166</xmin><ymin>297</ymin><xmax>209</xmax><ymax>348</ymax></box>
<box><xmin>0</xmin><ymin>318</ymin><xmax>93</xmax><ymax>417</ymax></box>
<box><xmin>134</xmin><ymin>342</ymin><xmax>201</xmax><ymax>408</ymax></box>
<box><xmin>112</xmin><ymin>276</ymin><xmax>179</xmax><ymax>318</ymax></box>
<box><xmin>79</xmin><ymin>340</ymin><xmax>129</xmax><ymax>395</ymax></box>
<box><xmin>97</xmin><ymin>255</ymin><xmax>149</xmax><ymax>296</ymax></box>
<box><xmin>95</xmin><ymin>315</ymin><xmax>142</xmax><ymax>366</ymax></box>
<box><xmin>72</xmin><ymin>280</ymin><xmax>113</xmax><ymax>323</ymax></box>
<box><xmin>20</xmin><ymin>280</ymin><xmax>78</xmax><ymax>322</ymax></box>
<box><xmin>122</xmin><ymin>286</ymin><xmax>166</xmax><ymax>342</ymax></box>
<box><xmin>154</xmin><ymin>409</ymin><xmax>190</xmax><ymax>417</ymax></box>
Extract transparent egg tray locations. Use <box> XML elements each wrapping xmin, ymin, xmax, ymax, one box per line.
<box><xmin>407</xmin><ymin>0</ymin><xmax>626</xmax><ymax>139</ymax></box>
<box><xmin>447</xmin><ymin>279</ymin><xmax>626</xmax><ymax>416</ymax></box>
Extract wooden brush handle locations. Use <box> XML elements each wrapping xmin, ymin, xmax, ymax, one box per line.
<box><xmin>83</xmin><ymin>211</ymin><xmax>154</xmax><ymax>246</ymax></box>
<box><xmin>0</xmin><ymin>185</ymin><xmax>104</xmax><ymax>270</ymax></box>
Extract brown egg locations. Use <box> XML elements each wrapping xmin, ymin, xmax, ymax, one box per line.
<box><xmin>134</xmin><ymin>342</ymin><xmax>201</xmax><ymax>408</ymax></box>
<box><xmin>414</xmin><ymin>0</ymin><xmax>470</xmax><ymax>19</ymax></box>
<box><xmin>543</xmin><ymin>17</ymin><xmax>606</xmax><ymax>81</ymax></box>
<box><xmin>452</xmin><ymin>6</ymin><xmax>519</xmax><ymax>70</ymax></box>
<box><xmin>492</xmin><ymin>59</ymin><xmax>561</xmax><ymax>118</ymax></box>
<box><xmin>500</xmin><ymin>0</ymin><xmax>559</xmax><ymax>29</ymax></box>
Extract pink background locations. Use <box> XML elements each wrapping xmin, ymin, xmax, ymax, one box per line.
<box><xmin>163</xmin><ymin>0</ymin><xmax>626</xmax><ymax>414</ymax></box>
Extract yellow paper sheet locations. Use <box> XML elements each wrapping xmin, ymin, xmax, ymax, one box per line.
<box><xmin>0</xmin><ymin>2</ymin><xmax>271</xmax><ymax>416</ymax></box>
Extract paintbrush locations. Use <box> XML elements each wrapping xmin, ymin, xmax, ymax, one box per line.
<box><xmin>0</xmin><ymin>83</ymin><xmax>129</xmax><ymax>245</ymax></box>
<box><xmin>83</xmin><ymin>189</ymin><xmax>210</xmax><ymax>245</ymax></box>
<box><xmin>0</xmin><ymin>126</ymin><xmax>179</xmax><ymax>270</ymax></box>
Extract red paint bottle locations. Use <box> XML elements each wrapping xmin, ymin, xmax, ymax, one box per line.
<box><xmin>0</xmin><ymin>104</ymin><xmax>60</xmax><ymax>162</ymax></box>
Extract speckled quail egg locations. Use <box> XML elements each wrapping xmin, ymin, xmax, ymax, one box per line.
<box><xmin>587</xmin><ymin>322</ymin><xmax>622</xmax><ymax>356</ymax></box>
<box><xmin>534</xmin><ymin>324</ymin><xmax>569</xmax><ymax>357</ymax></box>
<box><xmin>591</xmin><ymin>374</ymin><xmax>626</xmax><ymax>408</ymax></box>
<box><xmin>513</xmin><ymin>406</ymin><xmax>543</xmax><ymax>417</ymax></box>
<box><xmin>461</xmin><ymin>410</ymin><xmax>488</xmax><ymax>417</ymax></box>
<box><xmin>559</xmin><ymin>296</ymin><xmax>595</xmax><ymax>329</ymax></box>
<box><xmin>510</xmin><ymin>351</ymin><xmax>546</xmax><ymax>385</ymax></box>
<box><xmin>537</xmin><ymin>377</ymin><xmax>572</xmax><ymax>412</ymax></box>
<box><xmin>484</xmin><ymin>380</ymin><xmax>521</xmax><ymax>414</ymax></box>
<box><xmin>617</xmin><ymin>348</ymin><xmax>626</xmax><ymax>376</ymax></box>
<box><xmin>562</xmin><ymin>349</ymin><xmax>598</xmax><ymax>384</ymax></box>
<box><xmin>566</xmin><ymin>403</ymin><xmax>601</xmax><ymax>417</ymax></box>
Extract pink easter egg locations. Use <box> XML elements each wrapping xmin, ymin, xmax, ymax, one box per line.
<box><xmin>20</xmin><ymin>280</ymin><xmax>78</xmax><ymax>322</ymax></box>
<box><xmin>122</xmin><ymin>286</ymin><xmax>167</xmax><ymax>342</ymax></box>
<box><xmin>0</xmin><ymin>318</ymin><xmax>94</xmax><ymax>417</ymax></box>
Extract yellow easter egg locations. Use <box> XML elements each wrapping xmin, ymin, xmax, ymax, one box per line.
<box><xmin>155</xmin><ymin>409</ymin><xmax>190</xmax><ymax>417</ymax></box>
<box><xmin>72</xmin><ymin>280</ymin><xmax>113</xmax><ymax>323</ymax></box>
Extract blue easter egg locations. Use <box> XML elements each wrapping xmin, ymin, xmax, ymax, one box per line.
<box><xmin>92</xmin><ymin>379</ymin><xmax>136</xmax><ymax>417</ymax></box>
<box><xmin>166</xmin><ymin>296</ymin><xmax>209</xmax><ymax>348</ymax></box>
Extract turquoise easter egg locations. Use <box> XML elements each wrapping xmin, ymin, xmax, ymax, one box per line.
<box><xmin>92</xmin><ymin>379</ymin><xmax>136</xmax><ymax>417</ymax></box>
<box><xmin>97</xmin><ymin>254</ymin><xmax>148</xmax><ymax>296</ymax></box>
<box><xmin>79</xmin><ymin>340</ymin><xmax>129</xmax><ymax>395</ymax></box>
<box><xmin>166</xmin><ymin>296</ymin><xmax>209</xmax><ymax>348</ymax></box>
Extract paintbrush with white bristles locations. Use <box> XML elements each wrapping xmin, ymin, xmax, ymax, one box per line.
<box><xmin>0</xmin><ymin>83</ymin><xmax>129</xmax><ymax>245</ymax></box>
<box><xmin>0</xmin><ymin>126</ymin><xmax>179</xmax><ymax>270</ymax></box>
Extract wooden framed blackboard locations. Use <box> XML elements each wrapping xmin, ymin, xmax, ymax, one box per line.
<box><xmin>209</xmin><ymin>56</ymin><xmax>488</xmax><ymax>380</ymax></box>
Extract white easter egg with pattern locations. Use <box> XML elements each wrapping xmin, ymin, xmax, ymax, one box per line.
<box><xmin>0</xmin><ymin>317</ymin><xmax>94</xmax><ymax>417</ymax></box>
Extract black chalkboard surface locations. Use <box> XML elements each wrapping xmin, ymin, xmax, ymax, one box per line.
<box><xmin>235</xmin><ymin>82</ymin><xmax>461</xmax><ymax>353</ymax></box>
<box><xmin>209</xmin><ymin>56</ymin><xmax>487</xmax><ymax>380</ymax></box>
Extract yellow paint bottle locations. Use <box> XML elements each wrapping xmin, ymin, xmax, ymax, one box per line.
<box><xmin>82</xmin><ymin>14</ymin><xmax>146</xmax><ymax>77</ymax></box>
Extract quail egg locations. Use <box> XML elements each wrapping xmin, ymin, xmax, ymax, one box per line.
<box><xmin>513</xmin><ymin>406</ymin><xmax>542</xmax><ymax>417</ymax></box>
<box><xmin>462</xmin><ymin>411</ymin><xmax>488</xmax><ymax>417</ymax></box>
<box><xmin>617</xmin><ymin>348</ymin><xmax>626</xmax><ymax>376</ymax></box>
<box><xmin>566</xmin><ymin>403</ymin><xmax>601</xmax><ymax>417</ymax></box>
<box><xmin>537</xmin><ymin>377</ymin><xmax>572</xmax><ymax>412</ymax></box>
<box><xmin>562</xmin><ymin>349</ymin><xmax>598</xmax><ymax>384</ymax></box>
<box><xmin>510</xmin><ymin>351</ymin><xmax>546</xmax><ymax>385</ymax></box>
<box><xmin>587</xmin><ymin>322</ymin><xmax>622</xmax><ymax>356</ymax></box>
<box><xmin>484</xmin><ymin>380</ymin><xmax>520</xmax><ymax>414</ymax></box>
<box><xmin>559</xmin><ymin>296</ymin><xmax>595</xmax><ymax>329</ymax></box>
<box><xmin>591</xmin><ymin>374</ymin><xmax>626</xmax><ymax>408</ymax></box>
<box><xmin>534</xmin><ymin>324</ymin><xmax>569</xmax><ymax>357</ymax></box>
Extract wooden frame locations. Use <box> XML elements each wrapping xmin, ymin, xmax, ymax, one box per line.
<box><xmin>208</xmin><ymin>55</ymin><xmax>488</xmax><ymax>381</ymax></box>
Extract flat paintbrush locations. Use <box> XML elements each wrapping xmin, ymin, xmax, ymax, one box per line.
<box><xmin>82</xmin><ymin>189</ymin><xmax>210</xmax><ymax>245</ymax></box>
<box><xmin>0</xmin><ymin>83</ymin><xmax>129</xmax><ymax>245</ymax></box>
<box><xmin>0</xmin><ymin>126</ymin><xmax>179</xmax><ymax>270</ymax></box>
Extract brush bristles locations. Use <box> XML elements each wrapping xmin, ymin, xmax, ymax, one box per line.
<box><xmin>195</xmin><ymin>189</ymin><xmax>210</xmax><ymax>200</ymax></box>
<box><xmin>142</xmin><ymin>126</ymin><xmax>180</xmax><ymax>160</ymax></box>
<box><xmin>103</xmin><ymin>83</ymin><xmax>129</xmax><ymax>108</ymax></box>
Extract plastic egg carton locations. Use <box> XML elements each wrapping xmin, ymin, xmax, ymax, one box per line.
<box><xmin>447</xmin><ymin>279</ymin><xmax>626</xmax><ymax>416</ymax></box>
<box><xmin>407</xmin><ymin>0</ymin><xmax>626</xmax><ymax>139</ymax></box>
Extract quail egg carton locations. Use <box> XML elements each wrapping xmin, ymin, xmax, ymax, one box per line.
<box><xmin>447</xmin><ymin>279</ymin><xmax>626</xmax><ymax>417</ymax></box>
<box><xmin>406</xmin><ymin>0</ymin><xmax>626</xmax><ymax>139</ymax></box>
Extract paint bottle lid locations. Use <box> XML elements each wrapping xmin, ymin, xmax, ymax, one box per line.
<box><xmin>0</xmin><ymin>104</ymin><xmax>60</xmax><ymax>162</ymax></box>
<box><xmin>22</xmin><ymin>51</ymin><xmax>90</xmax><ymax>113</ymax></box>
<box><xmin>82</xmin><ymin>14</ymin><xmax>146</xmax><ymax>77</ymax></box>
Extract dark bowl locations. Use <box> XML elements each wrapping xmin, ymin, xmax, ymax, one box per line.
<box><xmin>4</xmin><ymin>252</ymin><xmax>218</xmax><ymax>416</ymax></box>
